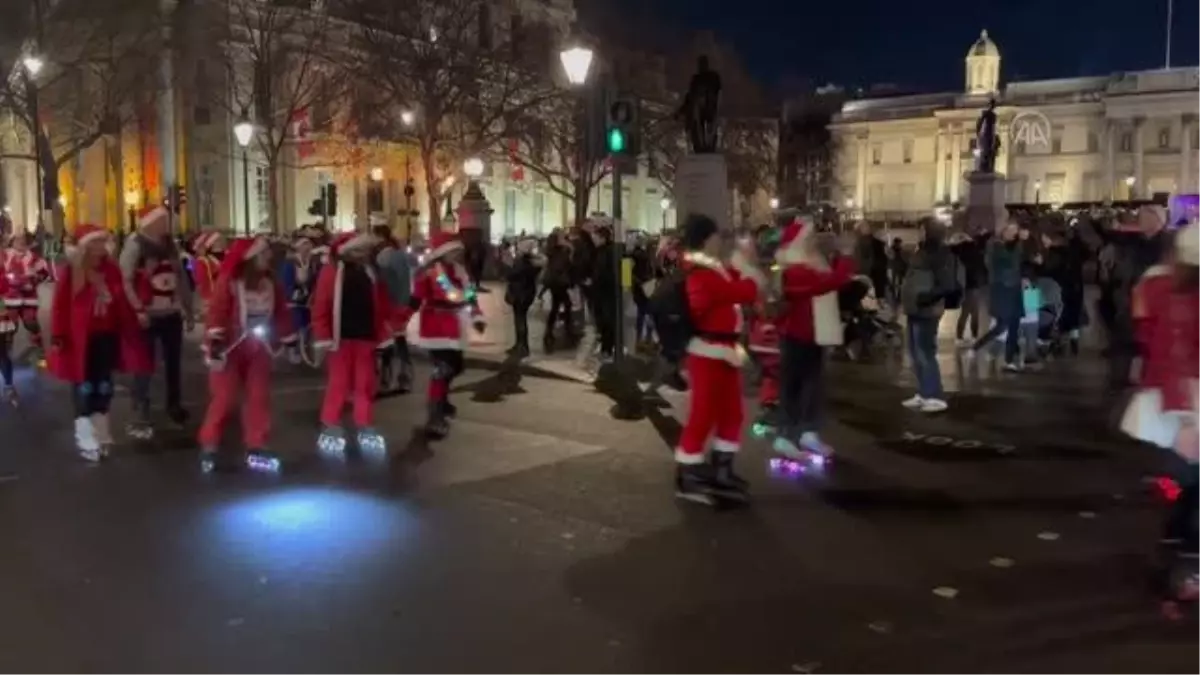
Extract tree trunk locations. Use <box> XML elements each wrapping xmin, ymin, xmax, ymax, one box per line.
<box><xmin>422</xmin><ymin>146</ymin><xmax>441</xmax><ymax>233</ymax></box>
<box><xmin>267</xmin><ymin>156</ymin><xmax>280</xmax><ymax>233</ymax></box>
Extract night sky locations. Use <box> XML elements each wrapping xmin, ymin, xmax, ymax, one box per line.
<box><xmin>590</xmin><ymin>0</ymin><xmax>1199</xmax><ymax>92</ymax></box>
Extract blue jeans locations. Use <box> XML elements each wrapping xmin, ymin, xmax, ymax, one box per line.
<box><xmin>906</xmin><ymin>315</ymin><xmax>943</xmax><ymax>399</ymax></box>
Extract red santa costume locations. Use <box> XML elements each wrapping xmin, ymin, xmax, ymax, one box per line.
<box><xmin>48</xmin><ymin>224</ymin><xmax>150</xmax><ymax>461</ymax></box>
<box><xmin>1</xmin><ymin>230</ymin><xmax>51</xmax><ymax>353</ymax></box>
<box><xmin>191</xmin><ymin>231</ymin><xmax>227</xmax><ymax>304</ymax></box>
<box><xmin>411</xmin><ymin>231</ymin><xmax>484</xmax><ymax>436</ymax></box>
<box><xmin>198</xmin><ymin>237</ymin><xmax>296</xmax><ymax>465</ymax></box>
<box><xmin>311</xmin><ymin>231</ymin><xmax>394</xmax><ymax>450</ymax></box>
<box><xmin>674</xmin><ymin>214</ymin><xmax>765</xmax><ymax>502</ymax></box>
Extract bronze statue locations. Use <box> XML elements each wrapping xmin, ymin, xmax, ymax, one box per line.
<box><xmin>974</xmin><ymin>98</ymin><xmax>1000</xmax><ymax>173</ymax></box>
<box><xmin>676</xmin><ymin>55</ymin><xmax>722</xmax><ymax>153</ymax></box>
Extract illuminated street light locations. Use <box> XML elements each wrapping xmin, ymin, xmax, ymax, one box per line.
<box><xmin>844</xmin><ymin>197</ymin><xmax>855</xmax><ymax>209</ymax></box>
<box><xmin>463</xmin><ymin>157</ymin><xmax>484</xmax><ymax>179</ymax></box>
<box><xmin>369</xmin><ymin>167</ymin><xmax>384</xmax><ymax>182</ymax></box>
<box><xmin>559</xmin><ymin>45</ymin><xmax>594</xmax><ymax>86</ymax></box>
<box><xmin>1124</xmin><ymin>175</ymin><xmax>1136</xmax><ymax>187</ymax></box>
<box><xmin>233</xmin><ymin>112</ymin><xmax>255</xmax><ymax>235</ymax></box>
<box><xmin>22</xmin><ymin>56</ymin><xmax>43</xmax><ymax>76</ymax></box>
<box><xmin>233</xmin><ymin>119</ymin><xmax>255</xmax><ymax>148</ymax></box>
<box><xmin>768</xmin><ymin>197</ymin><xmax>780</xmax><ymax>209</ymax></box>
<box><xmin>400</xmin><ymin>110</ymin><xmax>415</xmax><ymax>127</ymax></box>
<box><xmin>659</xmin><ymin>197</ymin><xmax>670</xmax><ymax>210</ymax></box>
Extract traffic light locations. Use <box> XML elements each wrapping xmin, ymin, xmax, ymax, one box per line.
<box><xmin>164</xmin><ymin>184</ymin><xmax>187</xmax><ymax>214</ymax></box>
<box><xmin>307</xmin><ymin>184</ymin><xmax>338</xmax><ymax>220</ymax></box>
<box><xmin>605</xmin><ymin>97</ymin><xmax>637</xmax><ymax>157</ymax></box>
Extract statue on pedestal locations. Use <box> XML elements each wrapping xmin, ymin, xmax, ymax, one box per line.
<box><xmin>974</xmin><ymin>98</ymin><xmax>1000</xmax><ymax>173</ymax></box>
<box><xmin>676</xmin><ymin>56</ymin><xmax>722</xmax><ymax>154</ymax></box>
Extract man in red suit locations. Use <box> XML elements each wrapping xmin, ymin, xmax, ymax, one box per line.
<box><xmin>311</xmin><ymin>231</ymin><xmax>395</xmax><ymax>456</ymax></box>
<box><xmin>411</xmin><ymin>231</ymin><xmax>485</xmax><ymax>438</ymax></box>
<box><xmin>198</xmin><ymin>236</ymin><xmax>296</xmax><ymax>472</ymax></box>
<box><xmin>48</xmin><ymin>224</ymin><xmax>149</xmax><ymax>462</ymax></box>
<box><xmin>675</xmin><ymin>214</ymin><xmax>765</xmax><ymax>504</ymax></box>
<box><xmin>1</xmin><ymin>229</ymin><xmax>51</xmax><ymax>365</ymax></box>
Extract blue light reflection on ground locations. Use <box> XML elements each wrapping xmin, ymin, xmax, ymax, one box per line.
<box><xmin>208</xmin><ymin>487</ymin><xmax>420</xmax><ymax>572</ymax></box>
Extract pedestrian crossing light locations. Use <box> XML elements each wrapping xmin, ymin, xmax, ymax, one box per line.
<box><xmin>605</xmin><ymin>97</ymin><xmax>637</xmax><ymax>157</ymax></box>
<box><xmin>606</xmin><ymin>127</ymin><xmax>626</xmax><ymax>154</ymax></box>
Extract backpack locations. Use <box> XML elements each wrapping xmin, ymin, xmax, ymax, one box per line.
<box><xmin>648</xmin><ymin>267</ymin><xmax>692</xmax><ymax>354</ymax></box>
<box><xmin>943</xmin><ymin>254</ymin><xmax>967</xmax><ymax>310</ymax></box>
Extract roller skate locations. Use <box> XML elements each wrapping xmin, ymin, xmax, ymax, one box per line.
<box><xmin>424</xmin><ymin>402</ymin><xmax>449</xmax><ymax>440</ymax></box>
<box><xmin>750</xmin><ymin>403</ymin><xmax>778</xmax><ymax>439</ymax></box>
<box><xmin>2</xmin><ymin>385</ymin><xmax>17</xmax><ymax>408</ymax></box>
<box><xmin>74</xmin><ymin>416</ymin><xmax>102</xmax><ymax>463</ymax></box>
<box><xmin>708</xmin><ymin>452</ymin><xmax>749</xmax><ymax>503</ymax></box>
<box><xmin>674</xmin><ymin>463</ymin><xmax>719</xmax><ymax>506</ymax></box>
<box><xmin>246</xmin><ymin>448</ymin><xmax>282</xmax><ymax>472</ymax></box>
<box><xmin>356</xmin><ymin>427</ymin><xmax>387</xmax><ymax>458</ymax></box>
<box><xmin>90</xmin><ymin>413</ymin><xmax>114</xmax><ymax>459</ymax></box>
<box><xmin>198</xmin><ymin>445</ymin><xmax>218</xmax><ymax>473</ymax></box>
<box><xmin>770</xmin><ymin>433</ymin><xmax>832</xmax><ymax>475</ymax></box>
<box><xmin>126</xmin><ymin>410</ymin><xmax>154</xmax><ymax>441</ymax></box>
<box><xmin>317</xmin><ymin>425</ymin><xmax>347</xmax><ymax>458</ymax></box>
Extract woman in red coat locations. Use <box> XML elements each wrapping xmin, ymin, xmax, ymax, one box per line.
<box><xmin>198</xmin><ymin>236</ymin><xmax>295</xmax><ymax>472</ymax></box>
<box><xmin>48</xmin><ymin>224</ymin><xmax>149</xmax><ymax>462</ymax></box>
<box><xmin>311</xmin><ymin>231</ymin><xmax>395</xmax><ymax>456</ymax></box>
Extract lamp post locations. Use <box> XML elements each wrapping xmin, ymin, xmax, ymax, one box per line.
<box><xmin>401</xmin><ymin>109</ymin><xmax>417</xmax><ymax>239</ymax></box>
<box><xmin>233</xmin><ymin>113</ymin><xmax>255</xmax><ymax>236</ymax></box>
<box><xmin>458</xmin><ymin>157</ymin><xmax>491</xmax><ymax>287</ymax></box>
<box><xmin>22</xmin><ymin>55</ymin><xmax>44</xmax><ymax>230</ymax></box>
<box><xmin>659</xmin><ymin>196</ymin><xmax>670</xmax><ymax>232</ymax></box>
<box><xmin>560</xmin><ymin>43</ymin><xmax>594</xmax><ymax>227</ymax></box>
<box><xmin>124</xmin><ymin>188</ymin><xmax>139</xmax><ymax>233</ymax></box>
<box><xmin>1034</xmin><ymin>179</ymin><xmax>1042</xmax><ymax>205</ymax></box>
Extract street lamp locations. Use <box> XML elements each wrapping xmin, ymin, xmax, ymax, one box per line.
<box><xmin>844</xmin><ymin>197</ymin><xmax>855</xmax><ymax>210</ymax></box>
<box><xmin>400</xmin><ymin>109</ymin><xmax>415</xmax><ymax>127</ymax></box>
<box><xmin>22</xmin><ymin>56</ymin><xmax>43</xmax><ymax>76</ymax></box>
<box><xmin>463</xmin><ymin>157</ymin><xmax>484</xmax><ymax>180</ymax></box>
<box><xmin>23</xmin><ymin>55</ymin><xmax>45</xmax><ymax>229</ymax></box>
<box><xmin>1034</xmin><ymin>179</ymin><xmax>1042</xmax><ymax>205</ymax></box>
<box><xmin>1124</xmin><ymin>174</ymin><xmax>1136</xmax><ymax>199</ymax></box>
<box><xmin>559</xmin><ymin>45</ymin><xmax>594</xmax><ymax>86</ymax></box>
<box><xmin>560</xmin><ymin>43</ymin><xmax>594</xmax><ymax>229</ymax></box>
<box><xmin>400</xmin><ymin>109</ymin><xmax>417</xmax><ymax>237</ymax></box>
<box><xmin>659</xmin><ymin>196</ymin><xmax>670</xmax><ymax>231</ymax></box>
<box><xmin>769</xmin><ymin>197</ymin><xmax>780</xmax><ymax>210</ymax></box>
<box><xmin>369</xmin><ymin>166</ymin><xmax>384</xmax><ymax>182</ymax></box>
<box><xmin>233</xmin><ymin>113</ymin><xmax>255</xmax><ymax>236</ymax></box>
<box><xmin>124</xmin><ymin>188</ymin><xmax>139</xmax><ymax>232</ymax></box>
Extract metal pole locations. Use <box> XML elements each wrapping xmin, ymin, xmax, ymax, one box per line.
<box><xmin>242</xmin><ymin>149</ymin><xmax>251</xmax><ymax>236</ymax></box>
<box><xmin>1165</xmin><ymin>0</ymin><xmax>1173</xmax><ymax>68</ymax></box>
<box><xmin>611</xmin><ymin>163</ymin><xmax>625</xmax><ymax>365</ymax></box>
<box><xmin>28</xmin><ymin>78</ymin><xmax>43</xmax><ymax>230</ymax></box>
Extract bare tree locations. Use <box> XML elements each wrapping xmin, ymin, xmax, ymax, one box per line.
<box><xmin>508</xmin><ymin>90</ymin><xmax>609</xmax><ymax>222</ymax></box>
<box><xmin>201</xmin><ymin>0</ymin><xmax>343</xmax><ymax>232</ymax></box>
<box><xmin>0</xmin><ymin>0</ymin><xmax>164</xmax><ymax>229</ymax></box>
<box><xmin>338</xmin><ymin>0</ymin><xmax>557</xmax><ymax>231</ymax></box>
<box><xmin>644</xmin><ymin>107</ymin><xmax>776</xmax><ymax>201</ymax></box>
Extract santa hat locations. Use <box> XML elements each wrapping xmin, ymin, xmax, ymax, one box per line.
<box><xmin>219</xmin><ymin>236</ymin><xmax>270</xmax><ymax>277</ymax></box>
<box><xmin>138</xmin><ymin>205</ymin><xmax>169</xmax><ymax>230</ymax></box>
<box><xmin>73</xmin><ymin>223</ymin><xmax>110</xmax><ymax>249</ymax></box>
<box><xmin>681</xmin><ymin>213</ymin><xmax>719</xmax><ymax>250</ymax></box>
<box><xmin>1175</xmin><ymin>222</ymin><xmax>1199</xmax><ymax>267</ymax></box>
<box><xmin>330</xmin><ymin>230</ymin><xmax>378</xmax><ymax>257</ymax></box>
<box><xmin>776</xmin><ymin>216</ymin><xmax>816</xmax><ymax>265</ymax></box>
<box><xmin>426</xmin><ymin>231</ymin><xmax>463</xmax><ymax>261</ymax></box>
<box><xmin>193</xmin><ymin>231</ymin><xmax>225</xmax><ymax>254</ymax></box>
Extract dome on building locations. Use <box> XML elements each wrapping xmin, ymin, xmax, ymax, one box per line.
<box><xmin>967</xmin><ymin>29</ymin><xmax>999</xmax><ymax>58</ymax></box>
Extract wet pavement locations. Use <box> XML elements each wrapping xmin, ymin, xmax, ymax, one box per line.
<box><xmin>0</xmin><ymin>333</ymin><xmax>1195</xmax><ymax>673</ymax></box>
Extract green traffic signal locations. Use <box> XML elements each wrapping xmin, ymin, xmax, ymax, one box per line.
<box><xmin>606</xmin><ymin>127</ymin><xmax>626</xmax><ymax>154</ymax></box>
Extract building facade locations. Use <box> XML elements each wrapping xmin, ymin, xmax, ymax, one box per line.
<box><xmin>830</xmin><ymin>30</ymin><xmax>1200</xmax><ymax>221</ymax></box>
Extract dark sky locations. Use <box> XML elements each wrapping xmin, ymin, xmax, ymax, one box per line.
<box><xmin>589</xmin><ymin>0</ymin><xmax>1199</xmax><ymax>92</ymax></box>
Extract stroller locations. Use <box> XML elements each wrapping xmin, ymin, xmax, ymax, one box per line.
<box><xmin>837</xmin><ymin>275</ymin><xmax>902</xmax><ymax>360</ymax></box>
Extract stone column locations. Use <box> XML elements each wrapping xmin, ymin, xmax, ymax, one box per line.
<box><xmin>934</xmin><ymin>126</ymin><xmax>946</xmax><ymax>203</ymax></box>
<box><xmin>949</xmin><ymin>124</ymin><xmax>963</xmax><ymax>203</ymax></box>
<box><xmin>1180</xmin><ymin>114</ymin><xmax>1195</xmax><ymax>195</ymax></box>
<box><xmin>854</xmin><ymin>133</ymin><xmax>867</xmax><ymax>207</ymax></box>
<box><xmin>1104</xmin><ymin>119</ymin><xmax>1116</xmax><ymax>201</ymax></box>
<box><xmin>1132</xmin><ymin>116</ymin><xmax>1145</xmax><ymax>198</ymax></box>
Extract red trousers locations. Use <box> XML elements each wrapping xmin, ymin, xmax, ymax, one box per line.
<box><xmin>677</xmin><ymin>354</ymin><xmax>745</xmax><ymax>463</ymax></box>
<box><xmin>198</xmin><ymin>342</ymin><xmax>272</xmax><ymax>448</ymax></box>
<box><xmin>320</xmin><ymin>339</ymin><xmax>377</xmax><ymax>427</ymax></box>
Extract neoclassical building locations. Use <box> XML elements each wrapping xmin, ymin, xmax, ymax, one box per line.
<box><xmin>830</xmin><ymin>30</ymin><xmax>1200</xmax><ymax>220</ymax></box>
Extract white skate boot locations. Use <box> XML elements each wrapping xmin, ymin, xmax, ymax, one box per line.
<box><xmin>75</xmin><ymin>417</ymin><xmax>101</xmax><ymax>463</ymax></box>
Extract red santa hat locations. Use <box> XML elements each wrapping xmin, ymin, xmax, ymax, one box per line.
<box><xmin>330</xmin><ymin>230</ymin><xmax>378</xmax><ymax>257</ymax></box>
<box><xmin>73</xmin><ymin>223</ymin><xmax>110</xmax><ymax>249</ymax></box>
<box><xmin>219</xmin><ymin>236</ymin><xmax>271</xmax><ymax>277</ymax></box>
<box><xmin>776</xmin><ymin>216</ymin><xmax>817</xmax><ymax>265</ymax></box>
<box><xmin>426</xmin><ymin>231</ymin><xmax>463</xmax><ymax>261</ymax></box>
<box><xmin>138</xmin><ymin>204</ymin><xmax>169</xmax><ymax>230</ymax></box>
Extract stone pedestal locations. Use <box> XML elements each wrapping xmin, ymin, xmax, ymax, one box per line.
<box><xmin>675</xmin><ymin>153</ymin><xmax>730</xmax><ymax>229</ymax></box>
<box><xmin>965</xmin><ymin>171</ymin><xmax>1007</xmax><ymax>235</ymax></box>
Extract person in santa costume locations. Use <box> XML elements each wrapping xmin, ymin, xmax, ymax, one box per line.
<box><xmin>411</xmin><ymin>231</ymin><xmax>485</xmax><ymax>439</ymax></box>
<box><xmin>311</xmin><ymin>231</ymin><xmax>395</xmax><ymax>456</ymax></box>
<box><xmin>198</xmin><ymin>236</ymin><xmax>296</xmax><ymax>472</ymax></box>
<box><xmin>1</xmin><ymin>229</ymin><xmax>52</xmax><ymax>372</ymax></box>
<box><xmin>674</xmin><ymin>214</ymin><xmax>765</xmax><ymax>504</ymax></box>
<box><xmin>281</xmin><ymin>235</ymin><xmax>321</xmax><ymax>365</ymax></box>
<box><xmin>772</xmin><ymin>217</ymin><xmax>856</xmax><ymax>463</ymax></box>
<box><xmin>47</xmin><ymin>225</ymin><xmax>150</xmax><ymax>461</ymax></box>
<box><xmin>191</xmin><ymin>230</ymin><xmax>227</xmax><ymax>305</ymax></box>
<box><xmin>119</xmin><ymin>204</ymin><xmax>195</xmax><ymax>438</ymax></box>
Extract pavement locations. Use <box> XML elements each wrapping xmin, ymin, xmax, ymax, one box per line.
<box><xmin>0</xmin><ymin>293</ymin><xmax>1196</xmax><ymax>673</ymax></box>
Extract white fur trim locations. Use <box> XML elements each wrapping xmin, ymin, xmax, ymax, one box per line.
<box><xmin>813</xmin><ymin>292</ymin><xmax>843</xmax><ymax>346</ymax></box>
<box><xmin>138</xmin><ymin>206</ymin><xmax>168</xmax><ymax>229</ymax></box>
<box><xmin>686</xmin><ymin>337</ymin><xmax>746</xmax><ymax>367</ymax></box>
<box><xmin>711</xmin><ymin>438</ymin><xmax>739</xmax><ymax>453</ymax></box>
<box><xmin>682</xmin><ymin>251</ymin><xmax>729</xmax><ymax>279</ymax></box>
<box><xmin>748</xmin><ymin>344</ymin><xmax>780</xmax><ymax>354</ymax></box>
<box><xmin>313</xmin><ymin>339</ymin><xmax>334</xmax><ymax>350</ymax></box>
<box><xmin>206</xmin><ymin>327</ymin><xmax>226</xmax><ymax>337</ymax></box>
<box><xmin>413</xmin><ymin>336</ymin><xmax>467</xmax><ymax>351</ymax></box>
<box><xmin>674</xmin><ymin>449</ymin><xmax>705</xmax><ymax>464</ymax></box>
<box><xmin>730</xmin><ymin>250</ymin><xmax>766</xmax><ymax>287</ymax></box>
<box><xmin>427</xmin><ymin>240</ymin><xmax>463</xmax><ymax>261</ymax></box>
<box><xmin>77</xmin><ymin>228</ymin><xmax>109</xmax><ymax>249</ymax></box>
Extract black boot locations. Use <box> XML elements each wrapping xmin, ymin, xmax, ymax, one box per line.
<box><xmin>442</xmin><ymin>400</ymin><xmax>458</xmax><ymax>419</ymax></box>
<box><xmin>709</xmin><ymin>452</ymin><xmax>750</xmax><ymax>500</ymax></box>
<box><xmin>425</xmin><ymin>401</ymin><xmax>449</xmax><ymax>439</ymax></box>
<box><xmin>674</xmin><ymin>463</ymin><xmax>716</xmax><ymax>504</ymax></box>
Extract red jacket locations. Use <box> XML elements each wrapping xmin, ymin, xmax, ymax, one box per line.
<box><xmin>193</xmin><ymin>255</ymin><xmax>222</xmax><ymax>303</ymax></box>
<box><xmin>311</xmin><ymin>261</ymin><xmax>394</xmax><ymax>350</ymax></box>
<box><xmin>682</xmin><ymin>251</ymin><xmax>761</xmax><ymax>366</ymax></box>
<box><xmin>204</xmin><ymin>273</ymin><xmax>296</xmax><ymax>357</ymax></box>
<box><xmin>411</xmin><ymin>261</ymin><xmax>482</xmax><ymax>351</ymax></box>
<box><xmin>1135</xmin><ymin>271</ymin><xmax>1198</xmax><ymax>412</ymax></box>
<box><xmin>778</xmin><ymin>256</ymin><xmax>855</xmax><ymax>345</ymax></box>
<box><xmin>47</xmin><ymin>260</ymin><xmax>151</xmax><ymax>382</ymax></box>
<box><xmin>1</xmin><ymin>248</ymin><xmax>50</xmax><ymax>307</ymax></box>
